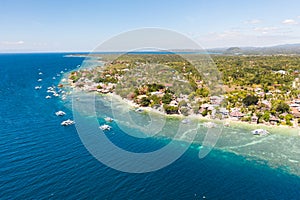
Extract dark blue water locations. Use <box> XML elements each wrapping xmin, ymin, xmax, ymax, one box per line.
<box><xmin>0</xmin><ymin>53</ymin><xmax>299</xmax><ymax>199</ymax></box>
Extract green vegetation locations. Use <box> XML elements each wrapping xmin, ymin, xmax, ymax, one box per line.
<box><xmin>162</xmin><ymin>93</ymin><xmax>172</xmax><ymax>104</ymax></box>
<box><xmin>163</xmin><ymin>105</ymin><xmax>179</xmax><ymax>114</ymax></box>
<box><xmin>140</xmin><ymin>97</ymin><xmax>151</xmax><ymax>107</ymax></box>
<box><xmin>68</xmin><ymin>53</ymin><xmax>300</xmax><ymax>127</ymax></box>
<box><xmin>272</xmin><ymin>100</ymin><xmax>290</xmax><ymax>114</ymax></box>
<box><xmin>242</xmin><ymin>95</ymin><xmax>259</xmax><ymax>106</ymax></box>
<box><xmin>213</xmin><ymin>55</ymin><xmax>300</xmax><ymax>92</ymax></box>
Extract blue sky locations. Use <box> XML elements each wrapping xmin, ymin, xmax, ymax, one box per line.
<box><xmin>1</xmin><ymin>0</ymin><xmax>300</xmax><ymax>52</ymax></box>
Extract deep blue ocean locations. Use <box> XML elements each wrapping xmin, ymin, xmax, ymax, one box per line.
<box><xmin>1</xmin><ymin>53</ymin><xmax>300</xmax><ymax>199</ymax></box>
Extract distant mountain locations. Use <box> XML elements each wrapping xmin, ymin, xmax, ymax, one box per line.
<box><xmin>208</xmin><ymin>43</ymin><xmax>300</xmax><ymax>55</ymax></box>
<box><xmin>224</xmin><ymin>47</ymin><xmax>243</xmax><ymax>54</ymax></box>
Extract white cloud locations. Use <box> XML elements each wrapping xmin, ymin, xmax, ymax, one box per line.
<box><xmin>244</xmin><ymin>19</ymin><xmax>262</xmax><ymax>24</ymax></box>
<box><xmin>0</xmin><ymin>40</ymin><xmax>25</xmax><ymax>45</ymax></box>
<box><xmin>282</xmin><ymin>19</ymin><xmax>298</xmax><ymax>25</ymax></box>
<box><xmin>253</xmin><ymin>27</ymin><xmax>278</xmax><ymax>34</ymax></box>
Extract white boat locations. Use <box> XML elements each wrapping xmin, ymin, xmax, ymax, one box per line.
<box><xmin>99</xmin><ymin>124</ymin><xmax>111</xmax><ymax>131</ymax></box>
<box><xmin>252</xmin><ymin>129</ymin><xmax>269</xmax><ymax>136</ymax></box>
<box><xmin>35</xmin><ymin>86</ymin><xmax>42</xmax><ymax>90</ymax></box>
<box><xmin>37</xmin><ymin>78</ymin><xmax>42</xmax><ymax>82</ymax></box>
<box><xmin>53</xmin><ymin>93</ymin><xmax>59</xmax><ymax>97</ymax></box>
<box><xmin>45</xmin><ymin>95</ymin><xmax>51</xmax><ymax>99</ymax></box>
<box><xmin>55</xmin><ymin>111</ymin><xmax>66</xmax><ymax>116</ymax></box>
<box><xmin>61</xmin><ymin>119</ymin><xmax>75</xmax><ymax>126</ymax></box>
<box><xmin>104</xmin><ymin>117</ymin><xmax>114</xmax><ymax>122</ymax></box>
<box><xmin>135</xmin><ymin>108</ymin><xmax>144</xmax><ymax>113</ymax></box>
<box><xmin>52</xmin><ymin>77</ymin><xmax>56</xmax><ymax>80</ymax></box>
<box><xmin>38</xmin><ymin>72</ymin><xmax>43</xmax><ymax>75</ymax></box>
<box><xmin>181</xmin><ymin>119</ymin><xmax>191</xmax><ymax>124</ymax></box>
<box><xmin>203</xmin><ymin>122</ymin><xmax>217</xmax><ymax>128</ymax></box>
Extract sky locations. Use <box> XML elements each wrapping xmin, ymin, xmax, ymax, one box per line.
<box><xmin>1</xmin><ymin>0</ymin><xmax>300</xmax><ymax>52</ymax></box>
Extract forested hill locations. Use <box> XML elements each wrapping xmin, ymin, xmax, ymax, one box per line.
<box><xmin>208</xmin><ymin>43</ymin><xmax>300</xmax><ymax>55</ymax></box>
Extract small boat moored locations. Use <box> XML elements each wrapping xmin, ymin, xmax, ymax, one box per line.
<box><xmin>55</xmin><ymin>111</ymin><xmax>66</xmax><ymax>116</ymax></box>
<box><xmin>99</xmin><ymin>124</ymin><xmax>112</xmax><ymax>131</ymax></box>
<box><xmin>45</xmin><ymin>95</ymin><xmax>51</xmax><ymax>99</ymax></box>
<box><xmin>104</xmin><ymin>117</ymin><xmax>114</xmax><ymax>122</ymax></box>
<box><xmin>251</xmin><ymin>129</ymin><xmax>269</xmax><ymax>136</ymax></box>
<box><xmin>181</xmin><ymin>119</ymin><xmax>191</xmax><ymax>124</ymax></box>
<box><xmin>61</xmin><ymin>119</ymin><xmax>75</xmax><ymax>126</ymax></box>
<box><xmin>135</xmin><ymin>108</ymin><xmax>144</xmax><ymax>113</ymax></box>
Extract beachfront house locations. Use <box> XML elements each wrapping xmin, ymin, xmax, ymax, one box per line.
<box><xmin>269</xmin><ymin>116</ymin><xmax>280</xmax><ymax>125</ymax></box>
<box><xmin>219</xmin><ymin>107</ymin><xmax>229</xmax><ymax>115</ymax></box>
<box><xmin>230</xmin><ymin>111</ymin><xmax>244</xmax><ymax>120</ymax></box>
<box><xmin>169</xmin><ymin>100</ymin><xmax>179</xmax><ymax>107</ymax></box>
<box><xmin>251</xmin><ymin>115</ymin><xmax>258</xmax><ymax>123</ymax></box>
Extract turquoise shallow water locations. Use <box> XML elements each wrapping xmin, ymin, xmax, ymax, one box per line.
<box><xmin>1</xmin><ymin>53</ymin><xmax>300</xmax><ymax>199</ymax></box>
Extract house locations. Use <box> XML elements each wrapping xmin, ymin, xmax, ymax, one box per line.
<box><xmin>276</xmin><ymin>70</ymin><xmax>286</xmax><ymax>75</ymax></box>
<box><xmin>261</xmin><ymin>100</ymin><xmax>271</xmax><ymax>108</ymax></box>
<box><xmin>169</xmin><ymin>100</ymin><xmax>178</xmax><ymax>107</ymax></box>
<box><xmin>151</xmin><ymin>91</ymin><xmax>163</xmax><ymax>96</ymax></box>
<box><xmin>294</xmin><ymin>99</ymin><xmax>300</xmax><ymax>104</ymax></box>
<box><xmin>291</xmin><ymin>107</ymin><xmax>300</xmax><ymax>118</ymax></box>
<box><xmin>269</xmin><ymin>116</ymin><xmax>280</xmax><ymax>125</ymax></box>
<box><xmin>251</xmin><ymin>115</ymin><xmax>258</xmax><ymax>123</ymax></box>
<box><xmin>219</xmin><ymin>107</ymin><xmax>229</xmax><ymax>115</ymax></box>
<box><xmin>210</xmin><ymin>96</ymin><xmax>223</xmax><ymax>104</ymax></box>
<box><xmin>137</xmin><ymin>95</ymin><xmax>148</xmax><ymax>99</ymax></box>
<box><xmin>254</xmin><ymin>88</ymin><xmax>262</xmax><ymax>92</ymax></box>
<box><xmin>201</xmin><ymin>104</ymin><xmax>210</xmax><ymax>109</ymax></box>
<box><xmin>293</xmin><ymin>112</ymin><xmax>300</xmax><ymax>118</ymax></box>
<box><xmin>256</xmin><ymin>92</ymin><xmax>265</xmax><ymax>97</ymax></box>
<box><xmin>230</xmin><ymin>111</ymin><xmax>244</xmax><ymax>119</ymax></box>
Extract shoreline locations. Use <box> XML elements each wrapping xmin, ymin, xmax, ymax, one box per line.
<box><xmin>103</xmin><ymin>92</ymin><xmax>300</xmax><ymax>136</ymax></box>
<box><xmin>60</xmin><ymin>64</ymin><xmax>300</xmax><ymax>136</ymax></box>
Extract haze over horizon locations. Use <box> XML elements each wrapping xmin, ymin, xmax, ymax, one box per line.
<box><xmin>2</xmin><ymin>0</ymin><xmax>300</xmax><ymax>52</ymax></box>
